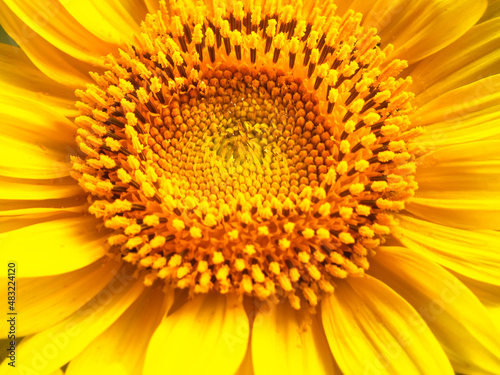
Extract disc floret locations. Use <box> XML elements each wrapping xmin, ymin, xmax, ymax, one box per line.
<box><xmin>72</xmin><ymin>0</ymin><xmax>420</xmax><ymax>310</ymax></box>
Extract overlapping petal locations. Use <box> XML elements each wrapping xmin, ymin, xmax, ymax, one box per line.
<box><xmin>407</xmin><ymin>141</ymin><xmax>500</xmax><ymax>230</ymax></box>
<box><xmin>0</xmin><ymin>216</ymin><xmax>110</xmax><ymax>277</ymax></box>
<box><xmin>0</xmin><ymin>176</ymin><xmax>81</xmax><ymax>201</ymax></box>
<box><xmin>65</xmin><ymin>285</ymin><xmax>172</xmax><ymax>375</ymax></box>
<box><xmin>61</xmin><ymin>0</ymin><xmax>148</xmax><ymax>45</ymax></box>
<box><xmin>252</xmin><ymin>302</ymin><xmax>337</xmax><ymax>374</ymax></box>
<box><xmin>347</xmin><ymin>0</ymin><xmax>486</xmax><ymax>64</ymax></box>
<box><xmin>480</xmin><ymin>0</ymin><xmax>500</xmax><ymax>22</ymax></box>
<box><xmin>412</xmin><ymin>75</ymin><xmax>500</xmax><ymax>147</ymax></box>
<box><xmin>0</xmin><ymin>2</ymin><xmax>94</xmax><ymax>87</ymax></box>
<box><xmin>0</xmin><ymin>257</ymin><xmax>121</xmax><ymax>338</ymax></box>
<box><xmin>395</xmin><ymin>215</ymin><xmax>500</xmax><ymax>285</ymax></box>
<box><xmin>369</xmin><ymin>246</ymin><xmax>500</xmax><ymax>374</ymax></box>
<box><xmin>457</xmin><ymin>276</ymin><xmax>500</xmax><ymax>332</ymax></box>
<box><xmin>1</xmin><ymin>0</ymin><xmax>114</xmax><ymax>64</ymax></box>
<box><xmin>322</xmin><ymin>276</ymin><xmax>454</xmax><ymax>375</ymax></box>
<box><xmin>412</xmin><ymin>17</ymin><xmax>500</xmax><ymax>104</ymax></box>
<box><xmin>0</xmin><ymin>93</ymin><xmax>74</xmax><ymax>140</ymax></box>
<box><xmin>0</xmin><ymin>43</ymin><xmax>78</xmax><ymax>116</ymax></box>
<box><xmin>0</xmin><ymin>267</ymin><xmax>143</xmax><ymax>375</ymax></box>
<box><xmin>143</xmin><ymin>294</ymin><xmax>248</xmax><ymax>375</ymax></box>
<box><xmin>234</xmin><ymin>343</ymin><xmax>254</xmax><ymax>375</ymax></box>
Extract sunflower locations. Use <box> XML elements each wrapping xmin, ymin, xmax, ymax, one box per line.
<box><xmin>0</xmin><ymin>0</ymin><xmax>499</xmax><ymax>373</ymax></box>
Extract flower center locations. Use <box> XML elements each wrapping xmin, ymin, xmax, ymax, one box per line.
<box><xmin>71</xmin><ymin>0</ymin><xmax>420</xmax><ymax>309</ymax></box>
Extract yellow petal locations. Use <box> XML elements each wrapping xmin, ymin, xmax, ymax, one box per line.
<box><xmin>479</xmin><ymin>0</ymin><xmax>500</xmax><ymax>22</ymax></box>
<box><xmin>0</xmin><ymin>199</ymin><xmax>84</xmax><ymax>235</ymax></box>
<box><xmin>322</xmin><ymin>276</ymin><xmax>454</xmax><ymax>375</ymax></box>
<box><xmin>0</xmin><ymin>2</ymin><xmax>93</xmax><ymax>88</ymax></box>
<box><xmin>0</xmin><ymin>216</ymin><xmax>109</xmax><ymax>278</ymax></box>
<box><xmin>415</xmin><ymin>140</ymin><xmax>500</xmax><ymax>195</ymax></box>
<box><xmin>407</xmin><ymin>196</ymin><xmax>500</xmax><ymax>230</ymax></box>
<box><xmin>0</xmin><ymin>84</ymin><xmax>76</xmax><ymax>145</ymax></box>
<box><xmin>395</xmin><ymin>215</ymin><xmax>500</xmax><ymax>285</ymax></box>
<box><xmin>451</xmin><ymin>272</ymin><xmax>500</xmax><ymax>331</ymax></box>
<box><xmin>0</xmin><ymin>268</ymin><xmax>144</xmax><ymax>375</ymax></box>
<box><xmin>407</xmin><ymin>141</ymin><xmax>500</xmax><ymax>230</ymax></box>
<box><xmin>370</xmin><ymin>246</ymin><xmax>500</xmax><ymax>374</ymax></box>
<box><xmin>0</xmin><ymin>257</ymin><xmax>120</xmax><ymax>338</ymax></box>
<box><xmin>489</xmin><ymin>306</ymin><xmax>500</xmax><ymax>335</ymax></box>
<box><xmin>143</xmin><ymin>294</ymin><xmax>248</xmax><ymax>375</ymax></box>
<box><xmin>144</xmin><ymin>0</ymin><xmax>160</xmax><ymax>13</ymax></box>
<box><xmin>334</xmin><ymin>0</ymin><xmax>376</xmax><ymax>18</ymax></box>
<box><xmin>463</xmin><ymin>278</ymin><xmax>500</xmax><ymax>333</ymax></box>
<box><xmin>0</xmin><ymin>92</ymin><xmax>76</xmax><ymax>151</ymax></box>
<box><xmin>0</xmin><ymin>197</ymin><xmax>83</xmax><ymax>215</ymax></box>
<box><xmin>412</xmin><ymin>75</ymin><xmax>500</xmax><ymax>147</ymax></box>
<box><xmin>61</xmin><ymin>0</ymin><xmax>148</xmax><ymax>45</ymax></box>
<box><xmin>0</xmin><ymin>43</ymin><xmax>78</xmax><ymax>117</ymax></box>
<box><xmin>458</xmin><ymin>276</ymin><xmax>500</xmax><ymax>332</ymax></box>
<box><xmin>412</xmin><ymin>17</ymin><xmax>500</xmax><ymax>104</ymax></box>
<box><xmin>2</xmin><ymin>0</ymin><xmax>113</xmax><ymax>65</ymax></box>
<box><xmin>0</xmin><ymin>93</ymin><xmax>77</xmax><ymax>179</ymax></box>
<box><xmin>0</xmin><ymin>208</ymin><xmax>88</xmax><ymax>256</ymax></box>
<box><xmin>359</xmin><ymin>0</ymin><xmax>486</xmax><ymax>64</ymax></box>
<box><xmin>457</xmin><ymin>275</ymin><xmax>500</xmax><ymax>307</ymax></box>
<box><xmin>234</xmin><ymin>340</ymin><xmax>254</xmax><ymax>375</ymax></box>
<box><xmin>0</xmin><ymin>338</ymin><xmax>20</xmax><ymax>365</ymax></box>
<box><xmin>0</xmin><ymin>177</ymin><xmax>81</xmax><ymax>202</ymax></box>
<box><xmin>0</xmin><ymin>133</ymin><xmax>71</xmax><ymax>179</ymax></box>
<box><xmin>65</xmin><ymin>285</ymin><xmax>173</xmax><ymax>375</ymax></box>
<box><xmin>252</xmin><ymin>302</ymin><xmax>337</xmax><ymax>374</ymax></box>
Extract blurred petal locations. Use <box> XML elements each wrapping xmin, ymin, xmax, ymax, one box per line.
<box><xmin>252</xmin><ymin>302</ymin><xmax>337</xmax><ymax>375</ymax></box>
<box><xmin>407</xmin><ymin>196</ymin><xmax>500</xmax><ymax>231</ymax></box>
<box><xmin>479</xmin><ymin>0</ymin><xmax>500</xmax><ymax>22</ymax></box>
<box><xmin>144</xmin><ymin>0</ymin><xmax>159</xmax><ymax>13</ymax></box>
<box><xmin>370</xmin><ymin>246</ymin><xmax>500</xmax><ymax>374</ymax></box>
<box><xmin>144</xmin><ymin>294</ymin><xmax>248</xmax><ymax>375</ymax></box>
<box><xmin>234</xmin><ymin>340</ymin><xmax>254</xmax><ymax>375</ymax></box>
<box><xmin>322</xmin><ymin>276</ymin><xmax>454</xmax><ymax>375</ymax></box>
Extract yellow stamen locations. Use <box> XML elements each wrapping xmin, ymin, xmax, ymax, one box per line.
<box><xmin>72</xmin><ymin>0</ymin><xmax>420</xmax><ymax>310</ymax></box>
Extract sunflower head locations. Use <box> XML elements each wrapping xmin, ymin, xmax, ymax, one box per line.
<box><xmin>71</xmin><ymin>0</ymin><xmax>420</xmax><ymax>310</ymax></box>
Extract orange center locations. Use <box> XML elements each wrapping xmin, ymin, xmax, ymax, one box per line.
<box><xmin>71</xmin><ymin>0</ymin><xmax>420</xmax><ymax>310</ymax></box>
